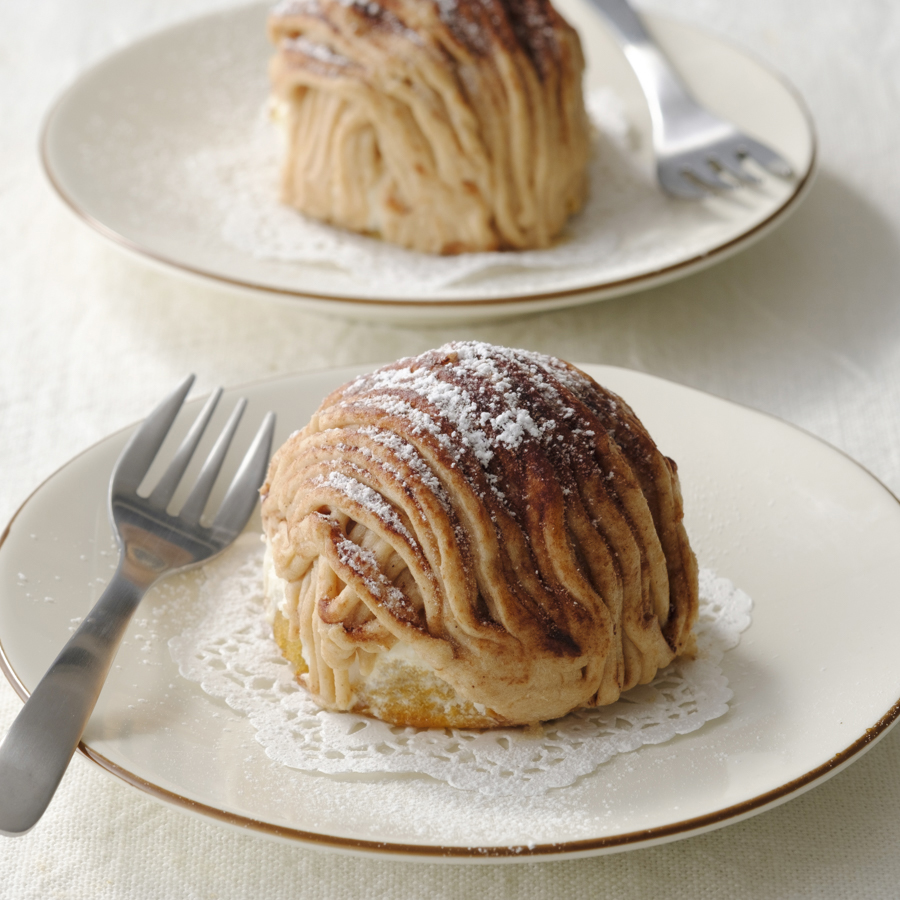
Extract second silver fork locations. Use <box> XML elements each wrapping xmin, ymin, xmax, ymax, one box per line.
<box><xmin>588</xmin><ymin>0</ymin><xmax>794</xmax><ymax>198</ymax></box>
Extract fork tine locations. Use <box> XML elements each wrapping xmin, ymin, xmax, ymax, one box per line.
<box><xmin>178</xmin><ymin>397</ymin><xmax>247</xmax><ymax>525</ymax></box>
<box><xmin>713</xmin><ymin>153</ymin><xmax>760</xmax><ymax>185</ymax></box>
<box><xmin>684</xmin><ymin>163</ymin><xmax>735</xmax><ymax>192</ymax></box>
<box><xmin>112</xmin><ymin>375</ymin><xmax>195</xmax><ymax>496</ymax></box>
<box><xmin>658</xmin><ymin>165</ymin><xmax>710</xmax><ymax>200</ymax></box>
<box><xmin>211</xmin><ymin>411</ymin><xmax>277</xmax><ymax>536</ymax></box>
<box><xmin>147</xmin><ymin>388</ymin><xmax>222</xmax><ymax>509</ymax></box>
<box><xmin>740</xmin><ymin>137</ymin><xmax>794</xmax><ymax>178</ymax></box>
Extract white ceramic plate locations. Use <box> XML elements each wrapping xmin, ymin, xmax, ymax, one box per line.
<box><xmin>41</xmin><ymin>2</ymin><xmax>815</xmax><ymax>323</ymax></box>
<box><xmin>2</xmin><ymin>365</ymin><xmax>899</xmax><ymax>861</ymax></box>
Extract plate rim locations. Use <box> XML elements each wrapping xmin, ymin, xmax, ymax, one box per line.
<box><xmin>39</xmin><ymin>4</ymin><xmax>818</xmax><ymax>311</ymax></box>
<box><xmin>1</xmin><ymin>363</ymin><xmax>899</xmax><ymax>861</ymax></box>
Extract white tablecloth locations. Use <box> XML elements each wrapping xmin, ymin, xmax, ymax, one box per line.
<box><xmin>3</xmin><ymin>0</ymin><xmax>900</xmax><ymax>896</ymax></box>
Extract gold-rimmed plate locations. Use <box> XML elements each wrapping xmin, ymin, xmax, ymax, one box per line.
<box><xmin>2</xmin><ymin>364</ymin><xmax>899</xmax><ymax>860</ymax></box>
<box><xmin>41</xmin><ymin>1</ymin><xmax>815</xmax><ymax>322</ymax></box>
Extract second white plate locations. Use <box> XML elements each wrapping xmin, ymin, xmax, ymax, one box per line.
<box><xmin>1</xmin><ymin>365</ymin><xmax>898</xmax><ymax>860</ymax></box>
<box><xmin>41</xmin><ymin>1</ymin><xmax>815</xmax><ymax>321</ymax></box>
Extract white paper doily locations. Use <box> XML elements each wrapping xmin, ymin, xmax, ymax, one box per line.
<box><xmin>180</xmin><ymin>88</ymin><xmax>650</xmax><ymax>293</ymax></box>
<box><xmin>168</xmin><ymin>535</ymin><xmax>752</xmax><ymax>796</ymax></box>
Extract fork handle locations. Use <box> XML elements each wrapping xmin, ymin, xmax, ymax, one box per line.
<box><xmin>586</xmin><ymin>0</ymin><xmax>703</xmax><ymax>133</ymax></box>
<box><xmin>0</xmin><ymin>566</ymin><xmax>145</xmax><ymax>836</ymax></box>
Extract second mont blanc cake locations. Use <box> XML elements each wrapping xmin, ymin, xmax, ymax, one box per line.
<box><xmin>267</xmin><ymin>0</ymin><xmax>591</xmax><ymax>254</ymax></box>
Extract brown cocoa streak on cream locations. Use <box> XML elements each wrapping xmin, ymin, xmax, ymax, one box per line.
<box><xmin>432</xmin><ymin>0</ymin><xmax>566</xmax><ymax>82</ymax></box>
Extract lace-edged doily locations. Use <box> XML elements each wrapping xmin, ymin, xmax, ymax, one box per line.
<box><xmin>168</xmin><ymin>535</ymin><xmax>752</xmax><ymax>796</ymax></box>
<box><xmin>181</xmin><ymin>88</ymin><xmax>650</xmax><ymax>293</ymax></box>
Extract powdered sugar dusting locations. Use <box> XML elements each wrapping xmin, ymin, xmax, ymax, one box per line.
<box><xmin>282</xmin><ymin>35</ymin><xmax>351</xmax><ymax>67</ymax></box>
<box><xmin>436</xmin><ymin>0</ymin><xmax>490</xmax><ymax>54</ymax></box>
<box><xmin>315</xmin><ymin>470</ymin><xmax>413</xmax><ymax>542</ymax></box>
<box><xmin>168</xmin><ymin>536</ymin><xmax>753</xmax><ymax>796</ymax></box>
<box><xmin>334</xmin><ymin>534</ymin><xmax>412</xmax><ymax>615</ymax></box>
<box><xmin>271</xmin><ymin>0</ymin><xmax>321</xmax><ymax>16</ymax></box>
<box><xmin>342</xmin><ymin>342</ymin><xmax>598</xmax><ymax>502</ymax></box>
<box><xmin>274</xmin><ymin>0</ymin><xmax>383</xmax><ymax>14</ymax></box>
<box><xmin>357</xmin><ymin>426</ymin><xmax>451</xmax><ymax>511</ymax></box>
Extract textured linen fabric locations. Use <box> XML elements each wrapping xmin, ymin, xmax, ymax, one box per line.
<box><xmin>3</xmin><ymin>0</ymin><xmax>900</xmax><ymax>897</ymax></box>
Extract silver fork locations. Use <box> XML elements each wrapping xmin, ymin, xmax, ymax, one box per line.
<box><xmin>0</xmin><ymin>376</ymin><xmax>276</xmax><ymax>836</ymax></box>
<box><xmin>587</xmin><ymin>0</ymin><xmax>794</xmax><ymax>198</ymax></box>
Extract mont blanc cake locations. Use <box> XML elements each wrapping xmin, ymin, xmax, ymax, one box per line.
<box><xmin>267</xmin><ymin>0</ymin><xmax>591</xmax><ymax>254</ymax></box>
<box><xmin>259</xmin><ymin>343</ymin><xmax>698</xmax><ymax>728</ymax></box>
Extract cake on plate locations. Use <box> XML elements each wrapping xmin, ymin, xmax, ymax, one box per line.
<box><xmin>266</xmin><ymin>0</ymin><xmax>591</xmax><ymax>254</ymax></box>
<box><xmin>259</xmin><ymin>343</ymin><xmax>698</xmax><ymax>728</ymax></box>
